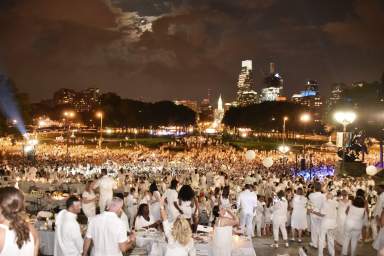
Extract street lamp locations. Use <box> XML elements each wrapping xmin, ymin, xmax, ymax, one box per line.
<box><xmin>63</xmin><ymin>111</ymin><xmax>75</xmax><ymax>158</ymax></box>
<box><xmin>334</xmin><ymin>110</ymin><xmax>356</xmax><ymax>175</ymax></box>
<box><xmin>300</xmin><ymin>113</ymin><xmax>312</xmax><ymax>178</ymax></box>
<box><xmin>283</xmin><ymin>116</ymin><xmax>288</xmax><ymax>144</ymax></box>
<box><xmin>96</xmin><ymin>111</ymin><xmax>103</xmax><ymax>147</ymax></box>
<box><xmin>334</xmin><ymin>111</ymin><xmax>356</xmax><ymax>132</ymax></box>
<box><xmin>278</xmin><ymin>144</ymin><xmax>290</xmax><ymax>154</ymax></box>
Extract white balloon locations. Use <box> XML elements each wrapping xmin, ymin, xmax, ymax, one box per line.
<box><xmin>262</xmin><ymin>157</ymin><xmax>274</xmax><ymax>168</ymax></box>
<box><xmin>245</xmin><ymin>150</ymin><xmax>256</xmax><ymax>161</ymax></box>
<box><xmin>366</xmin><ymin>165</ymin><xmax>378</xmax><ymax>176</ymax></box>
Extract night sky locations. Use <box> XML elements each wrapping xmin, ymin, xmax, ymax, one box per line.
<box><xmin>0</xmin><ymin>0</ymin><xmax>383</xmax><ymax>103</ymax></box>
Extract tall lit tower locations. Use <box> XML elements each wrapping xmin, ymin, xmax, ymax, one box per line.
<box><xmin>236</xmin><ymin>60</ymin><xmax>258</xmax><ymax>106</ymax></box>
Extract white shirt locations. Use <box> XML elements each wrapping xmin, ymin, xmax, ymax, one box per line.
<box><xmin>320</xmin><ymin>199</ymin><xmax>338</xmax><ymax>229</ymax></box>
<box><xmin>271</xmin><ymin>198</ymin><xmax>288</xmax><ymax>221</ymax></box>
<box><xmin>237</xmin><ymin>189</ymin><xmax>257</xmax><ymax>214</ymax></box>
<box><xmin>165</xmin><ymin>188</ymin><xmax>179</xmax><ymax>220</ymax></box>
<box><xmin>308</xmin><ymin>191</ymin><xmax>325</xmax><ymax>218</ymax></box>
<box><xmin>86</xmin><ymin>211</ymin><xmax>128</xmax><ymax>256</ymax></box>
<box><xmin>94</xmin><ymin>175</ymin><xmax>116</xmax><ymax>199</ymax></box>
<box><xmin>134</xmin><ymin>215</ymin><xmax>155</xmax><ymax>230</ymax></box>
<box><xmin>54</xmin><ymin>210</ymin><xmax>83</xmax><ymax>256</ymax></box>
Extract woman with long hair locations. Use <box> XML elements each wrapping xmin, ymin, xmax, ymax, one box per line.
<box><xmin>0</xmin><ymin>187</ymin><xmax>39</xmax><ymax>256</ymax></box>
<box><xmin>159</xmin><ymin>198</ymin><xmax>196</xmax><ymax>256</ymax></box>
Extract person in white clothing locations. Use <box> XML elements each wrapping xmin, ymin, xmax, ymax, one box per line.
<box><xmin>125</xmin><ymin>187</ymin><xmax>138</xmax><ymax>228</ymax></box>
<box><xmin>82</xmin><ymin>197</ymin><xmax>136</xmax><ymax>256</ymax></box>
<box><xmin>342</xmin><ymin>195</ymin><xmax>366</xmax><ymax>256</ymax></box>
<box><xmin>315</xmin><ymin>192</ymin><xmax>338</xmax><ymax>256</ymax></box>
<box><xmin>373</xmin><ymin>192</ymin><xmax>384</xmax><ymax>255</ymax></box>
<box><xmin>54</xmin><ymin>196</ymin><xmax>83</xmax><ymax>256</ymax></box>
<box><xmin>308</xmin><ymin>182</ymin><xmax>326</xmax><ymax>249</ymax></box>
<box><xmin>335</xmin><ymin>190</ymin><xmax>350</xmax><ymax>245</ymax></box>
<box><xmin>159</xmin><ymin>198</ymin><xmax>196</xmax><ymax>256</ymax></box>
<box><xmin>93</xmin><ymin>169</ymin><xmax>117</xmax><ymax>213</ymax></box>
<box><xmin>211</xmin><ymin>206</ymin><xmax>239</xmax><ymax>256</ymax></box>
<box><xmin>237</xmin><ymin>184</ymin><xmax>258</xmax><ymax>237</ymax></box>
<box><xmin>82</xmin><ymin>181</ymin><xmax>97</xmax><ymax>219</ymax></box>
<box><xmin>270</xmin><ymin>190</ymin><xmax>289</xmax><ymax>248</ymax></box>
<box><xmin>0</xmin><ymin>187</ymin><xmax>38</xmax><ymax>256</ymax></box>
<box><xmin>164</xmin><ymin>179</ymin><xmax>182</xmax><ymax>222</ymax></box>
<box><xmin>291</xmin><ymin>187</ymin><xmax>308</xmax><ymax>242</ymax></box>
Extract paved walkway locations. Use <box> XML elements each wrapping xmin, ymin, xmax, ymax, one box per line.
<box><xmin>252</xmin><ymin>237</ymin><xmax>377</xmax><ymax>256</ymax></box>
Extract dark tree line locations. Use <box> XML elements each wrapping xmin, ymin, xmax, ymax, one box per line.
<box><xmin>99</xmin><ymin>93</ymin><xmax>196</xmax><ymax>128</ymax></box>
<box><xmin>223</xmin><ymin>101</ymin><xmax>323</xmax><ymax>133</ymax></box>
<box><xmin>31</xmin><ymin>92</ymin><xmax>196</xmax><ymax>128</ymax></box>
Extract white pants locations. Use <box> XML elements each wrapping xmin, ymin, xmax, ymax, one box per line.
<box><xmin>342</xmin><ymin>225</ymin><xmax>362</xmax><ymax>256</ymax></box>
<box><xmin>272</xmin><ymin>218</ymin><xmax>287</xmax><ymax>242</ymax></box>
<box><xmin>99</xmin><ymin>194</ymin><xmax>112</xmax><ymax>213</ymax></box>
<box><xmin>311</xmin><ymin>215</ymin><xmax>322</xmax><ymax>247</ymax></box>
<box><xmin>319</xmin><ymin>228</ymin><xmax>335</xmax><ymax>256</ymax></box>
<box><xmin>127</xmin><ymin>206</ymin><xmax>137</xmax><ymax>229</ymax></box>
<box><xmin>253</xmin><ymin>215</ymin><xmax>263</xmax><ymax>237</ymax></box>
<box><xmin>240</xmin><ymin>212</ymin><xmax>254</xmax><ymax>237</ymax></box>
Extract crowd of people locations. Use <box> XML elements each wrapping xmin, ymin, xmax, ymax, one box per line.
<box><xmin>0</xmin><ymin>141</ymin><xmax>383</xmax><ymax>256</ymax></box>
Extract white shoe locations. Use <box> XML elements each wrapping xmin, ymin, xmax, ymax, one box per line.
<box><xmin>285</xmin><ymin>242</ymin><xmax>289</xmax><ymax>248</ymax></box>
<box><xmin>270</xmin><ymin>243</ymin><xmax>279</xmax><ymax>248</ymax></box>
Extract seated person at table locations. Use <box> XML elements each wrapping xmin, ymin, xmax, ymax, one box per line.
<box><xmin>159</xmin><ymin>198</ymin><xmax>196</xmax><ymax>256</ymax></box>
<box><xmin>134</xmin><ymin>203</ymin><xmax>160</xmax><ymax>230</ymax></box>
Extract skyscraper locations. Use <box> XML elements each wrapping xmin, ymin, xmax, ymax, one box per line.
<box><xmin>260</xmin><ymin>62</ymin><xmax>284</xmax><ymax>102</ymax></box>
<box><xmin>236</xmin><ymin>60</ymin><xmax>258</xmax><ymax>106</ymax></box>
<box><xmin>213</xmin><ymin>95</ymin><xmax>225</xmax><ymax>128</ymax></box>
<box><xmin>291</xmin><ymin>80</ymin><xmax>323</xmax><ymax>120</ymax></box>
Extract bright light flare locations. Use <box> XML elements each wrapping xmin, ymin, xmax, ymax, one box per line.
<box><xmin>334</xmin><ymin>111</ymin><xmax>356</xmax><ymax>125</ymax></box>
<box><xmin>278</xmin><ymin>145</ymin><xmax>290</xmax><ymax>154</ymax></box>
<box><xmin>300</xmin><ymin>113</ymin><xmax>311</xmax><ymax>123</ymax></box>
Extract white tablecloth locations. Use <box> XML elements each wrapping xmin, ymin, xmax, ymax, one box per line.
<box><xmin>136</xmin><ymin>231</ymin><xmax>256</xmax><ymax>256</ymax></box>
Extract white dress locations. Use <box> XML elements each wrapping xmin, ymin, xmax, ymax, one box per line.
<box><xmin>291</xmin><ymin>195</ymin><xmax>308</xmax><ymax>230</ymax></box>
<box><xmin>0</xmin><ymin>224</ymin><xmax>35</xmax><ymax>256</ymax></box>
<box><xmin>82</xmin><ymin>190</ymin><xmax>96</xmax><ymax>218</ymax></box>
<box><xmin>212</xmin><ymin>219</ymin><xmax>232</xmax><ymax>256</ymax></box>
<box><xmin>335</xmin><ymin>200</ymin><xmax>350</xmax><ymax>244</ymax></box>
<box><xmin>150</xmin><ymin>191</ymin><xmax>161</xmax><ymax>221</ymax></box>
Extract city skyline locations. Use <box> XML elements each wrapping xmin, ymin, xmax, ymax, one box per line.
<box><xmin>0</xmin><ymin>0</ymin><xmax>383</xmax><ymax>102</ymax></box>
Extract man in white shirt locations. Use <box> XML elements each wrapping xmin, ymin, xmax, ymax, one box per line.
<box><xmin>237</xmin><ymin>184</ymin><xmax>258</xmax><ymax>237</ymax></box>
<box><xmin>308</xmin><ymin>182</ymin><xmax>326</xmax><ymax>249</ymax></box>
<box><xmin>164</xmin><ymin>179</ymin><xmax>182</xmax><ymax>222</ymax></box>
<box><xmin>54</xmin><ymin>196</ymin><xmax>83</xmax><ymax>256</ymax></box>
<box><xmin>83</xmin><ymin>197</ymin><xmax>136</xmax><ymax>256</ymax></box>
<box><xmin>316</xmin><ymin>192</ymin><xmax>338</xmax><ymax>256</ymax></box>
<box><xmin>94</xmin><ymin>169</ymin><xmax>117</xmax><ymax>213</ymax></box>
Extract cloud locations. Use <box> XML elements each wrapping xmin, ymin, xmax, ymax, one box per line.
<box><xmin>323</xmin><ymin>0</ymin><xmax>384</xmax><ymax>48</ymax></box>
